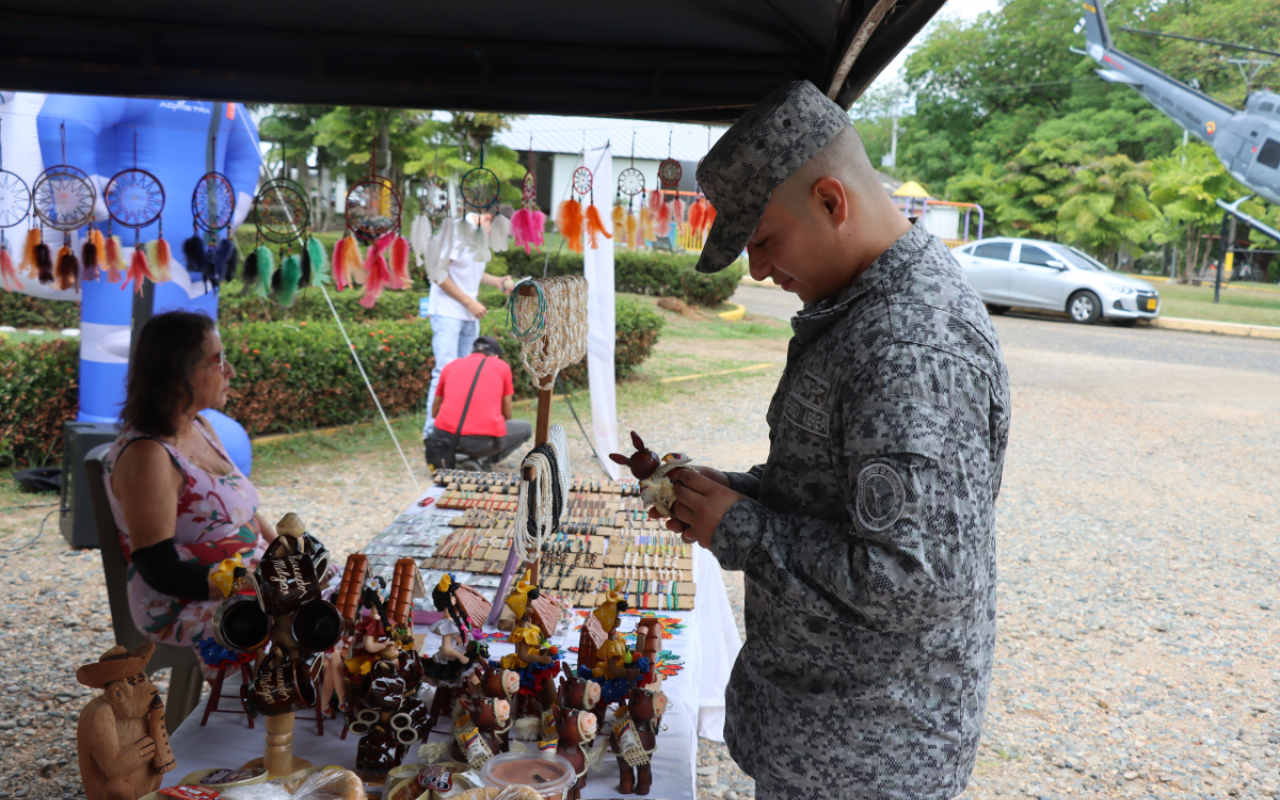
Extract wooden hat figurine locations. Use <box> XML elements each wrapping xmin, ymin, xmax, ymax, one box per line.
<box><xmin>76</xmin><ymin>642</ymin><xmax>176</xmax><ymax>800</ymax></box>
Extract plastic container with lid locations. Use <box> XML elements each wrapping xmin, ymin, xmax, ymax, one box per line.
<box><xmin>479</xmin><ymin>752</ymin><xmax>576</xmax><ymax>800</ymax></box>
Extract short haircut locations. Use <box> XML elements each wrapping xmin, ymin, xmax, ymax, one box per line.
<box><xmin>119</xmin><ymin>310</ymin><xmax>217</xmax><ymax>437</ymax></box>
<box><xmin>770</xmin><ymin>126</ymin><xmax>877</xmax><ymax>217</ymax></box>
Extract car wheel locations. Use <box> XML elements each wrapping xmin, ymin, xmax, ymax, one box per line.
<box><xmin>986</xmin><ymin>303</ymin><xmax>1011</xmax><ymax>315</ymax></box>
<box><xmin>1067</xmin><ymin>291</ymin><xmax>1101</xmax><ymax>324</ymax></box>
<box><xmin>1112</xmin><ymin>318</ymin><xmax>1137</xmax><ymax>327</ymax></box>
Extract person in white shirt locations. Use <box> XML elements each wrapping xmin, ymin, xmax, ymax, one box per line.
<box><xmin>422</xmin><ymin>213</ymin><xmax>515</xmax><ymax>438</ymax></box>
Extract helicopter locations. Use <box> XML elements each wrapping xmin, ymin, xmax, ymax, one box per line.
<box><xmin>1081</xmin><ymin>1</ymin><xmax>1280</xmax><ymax>204</ymax></box>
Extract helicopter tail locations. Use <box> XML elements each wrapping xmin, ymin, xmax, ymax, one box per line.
<box><xmin>1081</xmin><ymin>1</ymin><xmax>1113</xmax><ymax>53</ymax></box>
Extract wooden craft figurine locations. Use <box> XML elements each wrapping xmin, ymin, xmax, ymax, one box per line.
<box><xmin>609</xmin><ymin>431</ymin><xmax>692</xmax><ymax>518</ymax></box>
<box><xmin>611</xmin><ymin>685</ymin><xmax>668</xmax><ymax>796</ymax></box>
<box><xmin>449</xmin><ymin>690</ymin><xmax>512</xmax><ymax>769</ymax></box>
<box><xmin>581</xmin><ymin>592</ymin><xmax>652</xmax><ymax>709</ymax></box>
<box><xmin>342</xmin><ymin>558</ymin><xmax>430</xmax><ymax>779</ymax></box>
<box><xmin>423</xmin><ymin>574</ymin><xmax>484</xmax><ymax>686</ymax></box>
<box><xmin>498</xmin><ymin>571</ymin><xmax>562</xmax><ymax>714</ymax></box>
<box><xmin>76</xmin><ymin>642</ymin><xmax>176</xmax><ymax>800</ymax></box>
<box><xmin>554</xmin><ymin>672</ymin><xmax>605</xmax><ymax>800</ymax></box>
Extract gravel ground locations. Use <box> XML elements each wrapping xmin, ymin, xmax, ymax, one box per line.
<box><xmin>4</xmin><ymin>313</ymin><xmax>1280</xmax><ymax>800</ymax></box>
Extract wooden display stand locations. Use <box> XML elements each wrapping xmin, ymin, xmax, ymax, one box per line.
<box><xmin>243</xmin><ymin>714</ymin><xmax>312</xmax><ymax>777</ymax></box>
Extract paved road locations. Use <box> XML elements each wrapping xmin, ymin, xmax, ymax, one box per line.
<box><xmin>730</xmin><ymin>285</ymin><xmax>1280</xmax><ymax>376</ymax></box>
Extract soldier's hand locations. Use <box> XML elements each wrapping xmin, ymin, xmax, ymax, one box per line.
<box><xmin>663</xmin><ymin>469</ymin><xmax>743</xmax><ymax>549</ymax></box>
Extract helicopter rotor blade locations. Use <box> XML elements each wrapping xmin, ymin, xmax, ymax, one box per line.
<box><xmin>1117</xmin><ymin>27</ymin><xmax>1280</xmax><ymax>60</ymax></box>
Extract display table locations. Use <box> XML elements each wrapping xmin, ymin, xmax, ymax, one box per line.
<box><xmin>163</xmin><ymin>484</ymin><xmax>741</xmax><ymax>799</ymax></box>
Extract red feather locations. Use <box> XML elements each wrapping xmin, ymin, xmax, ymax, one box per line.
<box><xmin>105</xmin><ymin>236</ymin><xmax>125</xmax><ymax>283</ymax></box>
<box><xmin>656</xmin><ymin>201</ymin><xmax>672</xmax><ymax>238</ymax></box>
<box><xmin>388</xmin><ymin>235</ymin><xmax>410</xmax><ymax>290</ymax></box>
<box><xmin>0</xmin><ymin>243</ymin><xmax>23</xmax><ymax>291</ymax></box>
<box><xmin>703</xmin><ymin>202</ymin><xmax>717</xmax><ymax>230</ymax></box>
<box><xmin>123</xmin><ymin>248</ymin><xmax>152</xmax><ymax>295</ymax></box>
<box><xmin>584</xmin><ymin>203</ymin><xmax>613</xmax><ymax>249</ymax></box>
<box><xmin>672</xmin><ymin>198</ymin><xmax>685</xmax><ymax>231</ymax></box>
<box><xmin>688</xmin><ymin>199</ymin><xmax>706</xmax><ymax>236</ymax></box>
<box><xmin>359</xmin><ymin>239</ymin><xmax>391</xmax><ymax>308</ymax></box>
<box><xmin>647</xmin><ymin>189</ymin><xmax>663</xmax><ymax>212</ymax></box>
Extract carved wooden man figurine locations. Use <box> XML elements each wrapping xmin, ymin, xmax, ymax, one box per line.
<box><xmin>76</xmin><ymin>642</ymin><xmax>176</xmax><ymax>800</ymax></box>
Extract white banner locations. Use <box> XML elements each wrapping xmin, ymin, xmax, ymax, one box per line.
<box><xmin>581</xmin><ymin>143</ymin><xmax>621</xmax><ymax>479</ymax></box>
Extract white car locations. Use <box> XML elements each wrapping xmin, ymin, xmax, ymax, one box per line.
<box><xmin>952</xmin><ymin>238</ymin><xmax>1160</xmax><ymax>325</ymax></box>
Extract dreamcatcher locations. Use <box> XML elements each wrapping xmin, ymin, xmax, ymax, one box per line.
<box><xmin>342</xmin><ymin>150</ymin><xmax>409</xmax><ymax>309</ymax></box>
<box><xmin>184</xmin><ymin>151</ymin><xmax>239</xmax><ymax>290</ymax></box>
<box><xmin>650</xmin><ymin>131</ymin><xmax>684</xmax><ymax>239</ymax></box>
<box><xmin>511</xmin><ymin>138</ymin><xmax>546</xmax><ymax>254</ymax></box>
<box><xmin>30</xmin><ymin>125</ymin><xmax>97</xmax><ymax>290</ymax></box>
<box><xmin>104</xmin><ymin>134</ymin><xmax>171</xmax><ymax>295</ymax></box>
<box><xmin>555</xmin><ymin>165</ymin><xmax>596</xmax><ymax>254</ymax></box>
<box><xmin>615</xmin><ymin>131</ymin><xmax>645</xmax><ymax>249</ymax></box>
<box><xmin>410</xmin><ymin>141</ymin><xmax>456</xmax><ymax>284</ymax></box>
<box><xmin>0</xmin><ymin>121</ymin><xmax>31</xmax><ymax>291</ymax></box>
<box><xmin>455</xmin><ymin>144</ymin><xmax>509</xmax><ymax>263</ymax></box>
<box><xmin>249</xmin><ymin>147</ymin><xmax>310</xmax><ymax>306</ymax></box>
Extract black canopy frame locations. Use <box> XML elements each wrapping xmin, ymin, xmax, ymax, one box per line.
<box><xmin>0</xmin><ymin>0</ymin><xmax>946</xmax><ymax>121</ymax></box>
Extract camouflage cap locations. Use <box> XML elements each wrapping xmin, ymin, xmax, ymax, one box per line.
<box><xmin>694</xmin><ymin>80</ymin><xmax>851</xmax><ymax>274</ymax></box>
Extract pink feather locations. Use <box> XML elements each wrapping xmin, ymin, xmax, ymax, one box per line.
<box><xmin>360</xmin><ymin>238</ymin><xmax>392</xmax><ymax>308</ymax></box>
<box><xmin>672</xmin><ymin>198</ymin><xmax>685</xmax><ymax>231</ymax></box>
<box><xmin>647</xmin><ymin>189</ymin><xmax>663</xmax><ymax>212</ymax></box>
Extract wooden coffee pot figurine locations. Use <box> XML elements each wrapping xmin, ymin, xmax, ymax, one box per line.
<box><xmin>76</xmin><ymin>642</ymin><xmax>176</xmax><ymax>800</ymax></box>
<box><xmin>609</xmin><ymin>431</ymin><xmax>692</xmax><ymax>518</ymax></box>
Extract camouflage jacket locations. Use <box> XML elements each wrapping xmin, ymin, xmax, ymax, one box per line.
<box><xmin>713</xmin><ymin>221</ymin><xmax>1010</xmax><ymax>799</ymax></box>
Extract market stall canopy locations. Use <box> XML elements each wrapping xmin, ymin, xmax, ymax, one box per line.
<box><xmin>0</xmin><ymin>0</ymin><xmax>946</xmax><ymax>122</ymax></box>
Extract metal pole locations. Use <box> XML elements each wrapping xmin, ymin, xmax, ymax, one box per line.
<box><xmin>1214</xmin><ymin>211</ymin><xmax>1231</xmax><ymax>303</ymax></box>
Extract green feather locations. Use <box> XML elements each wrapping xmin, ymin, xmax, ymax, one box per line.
<box><xmin>275</xmin><ymin>254</ymin><xmax>301</xmax><ymax>307</ymax></box>
<box><xmin>254</xmin><ymin>245</ymin><xmax>274</xmax><ymax>297</ymax></box>
<box><xmin>307</xmin><ymin>237</ymin><xmax>330</xmax><ymax>284</ymax></box>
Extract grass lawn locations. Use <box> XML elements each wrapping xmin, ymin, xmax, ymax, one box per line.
<box><xmin>1155</xmin><ymin>282</ymin><xmax>1280</xmax><ymax>327</ymax></box>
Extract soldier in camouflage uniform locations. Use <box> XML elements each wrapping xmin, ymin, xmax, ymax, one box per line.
<box><xmin>660</xmin><ymin>81</ymin><xmax>1011</xmax><ymax>798</ymax></box>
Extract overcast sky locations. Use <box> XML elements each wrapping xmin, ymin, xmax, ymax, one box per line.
<box><xmin>874</xmin><ymin>0</ymin><xmax>1004</xmax><ymax>88</ymax></box>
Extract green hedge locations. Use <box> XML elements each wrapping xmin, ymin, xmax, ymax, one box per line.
<box><xmin>0</xmin><ymin>336</ymin><xmax>79</xmax><ymax>467</ymax></box>
<box><xmin>0</xmin><ymin>297</ymin><xmax>662</xmax><ymax>455</ymax></box>
<box><xmin>0</xmin><ymin>291</ymin><xmax>79</xmax><ymax>330</ymax></box>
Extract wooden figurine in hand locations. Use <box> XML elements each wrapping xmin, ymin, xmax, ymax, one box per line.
<box><xmin>76</xmin><ymin>642</ymin><xmax>176</xmax><ymax>800</ymax></box>
<box><xmin>609</xmin><ymin>431</ymin><xmax>692</xmax><ymax>518</ymax></box>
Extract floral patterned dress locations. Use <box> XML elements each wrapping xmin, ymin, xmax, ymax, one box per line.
<box><xmin>103</xmin><ymin>418</ymin><xmax>268</xmax><ymax>678</ymax></box>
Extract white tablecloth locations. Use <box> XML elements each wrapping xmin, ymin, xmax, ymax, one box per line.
<box><xmin>165</xmin><ymin>486</ymin><xmax>742</xmax><ymax>799</ymax></box>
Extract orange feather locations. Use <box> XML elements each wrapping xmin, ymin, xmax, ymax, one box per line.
<box><xmin>21</xmin><ymin>228</ymin><xmax>40</xmax><ymax>278</ymax></box>
<box><xmin>124</xmin><ymin>248</ymin><xmax>152</xmax><ymax>295</ymax></box>
<box><xmin>557</xmin><ymin>199</ymin><xmax>584</xmax><ymax>253</ymax></box>
<box><xmin>656</xmin><ymin>201</ymin><xmax>672</xmax><ymax>238</ymax></box>
<box><xmin>0</xmin><ymin>242</ymin><xmax>23</xmax><ymax>291</ymax></box>
<box><xmin>584</xmin><ymin>203</ymin><xmax>612</xmax><ymax>249</ymax></box>
<box><xmin>105</xmin><ymin>236</ymin><xmax>125</xmax><ymax>282</ymax></box>
<box><xmin>688</xmin><ymin>199</ymin><xmax>706</xmax><ymax>236</ymax></box>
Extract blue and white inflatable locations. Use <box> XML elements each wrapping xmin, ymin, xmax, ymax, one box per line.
<box><xmin>0</xmin><ymin>93</ymin><xmax>262</xmax><ymax>472</ymax></box>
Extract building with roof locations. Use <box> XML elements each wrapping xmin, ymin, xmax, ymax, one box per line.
<box><xmin>493</xmin><ymin>116</ymin><xmax>728</xmax><ymax>211</ymax></box>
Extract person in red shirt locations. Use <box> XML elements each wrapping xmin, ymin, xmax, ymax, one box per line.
<box><xmin>424</xmin><ymin>336</ymin><xmax>532</xmax><ymax>469</ymax></box>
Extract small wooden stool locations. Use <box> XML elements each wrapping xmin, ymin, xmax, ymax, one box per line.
<box><xmin>201</xmin><ymin>660</ymin><xmax>256</xmax><ymax>728</ymax></box>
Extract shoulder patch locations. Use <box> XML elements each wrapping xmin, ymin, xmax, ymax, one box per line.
<box><xmin>856</xmin><ymin>462</ymin><xmax>906</xmax><ymax>531</ymax></box>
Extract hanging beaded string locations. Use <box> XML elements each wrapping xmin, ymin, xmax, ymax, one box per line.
<box><xmin>507</xmin><ymin>275</ymin><xmax>588</xmax><ymax>390</ymax></box>
<box><xmin>509</xmin><ymin>424</ymin><xmax>571</xmax><ymax>565</ymax></box>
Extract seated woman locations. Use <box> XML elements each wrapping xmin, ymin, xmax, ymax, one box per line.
<box><xmin>103</xmin><ymin>310</ymin><xmax>276</xmax><ymax>679</ymax></box>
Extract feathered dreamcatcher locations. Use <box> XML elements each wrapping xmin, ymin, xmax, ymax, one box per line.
<box><xmin>653</xmin><ymin>138</ymin><xmax>684</xmax><ymax>240</ymax></box>
<box><xmin>30</xmin><ymin>123</ymin><xmax>97</xmax><ymax>290</ymax></box>
<box><xmin>410</xmin><ymin>142</ymin><xmax>455</xmax><ymax>282</ymax></box>
<box><xmin>342</xmin><ymin>151</ymin><xmax>407</xmax><ymax>309</ymax></box>
<box><xmin>249</xmin><ymin>152</ymin><xmax>311</xmax><ymax>306</ymax></box>
<box><xmin>616</xmin><ymin>131</ymin><xmax>645</xmax><ymax>249</ymax></box>
<box><xmin>105</xmin><ymin>156</ymin><xmax>168</xmax><ymax>295</ymax></box>
<box><xmin>511</xmin><ymin>141</ymin><xmax>546</xmax><ymax>254</ymax></box>
<box><xmin>0</xmin><ymin>121</ymin><xmax>32</xmax><ymax>291</ymax></box>
<box><xmin>185</xmin><ymin>149</ymin><xmax>239</xmax><ymax>290</ymax></box>
<box><xmin>454</xmin><ymin>144</ymin><xmax>510</xmax><ymax>263</ymax></box>
<box><xmin>556</xmin><ymin>165</ymin><xmax>597</xmax><ymax>254</ymax></box>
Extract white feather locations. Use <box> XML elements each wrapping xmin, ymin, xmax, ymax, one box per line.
<box><xmin>417</xmin><ymin>740</ymin><xmax>452</xmax><ymax>765</ymax></box>
<box><xmin>411</xmin><ymin>215</ymin><xmax>432</xmax><ymax>268</ymax></box>
<box><xmin>489</xmin><ymin>214</ymin><xmax>512</xmax><ymax>252</ymax></box>
<box><xmin>513</xmin><ymin>716</ymin><xmax>543</xmax><ymax>741</ymax></box>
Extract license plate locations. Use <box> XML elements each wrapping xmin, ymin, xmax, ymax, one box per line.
<box><xmin>1145</xmin><ymin>298</ymin><xmax>1157</xmax><ymax>311</ymax></box>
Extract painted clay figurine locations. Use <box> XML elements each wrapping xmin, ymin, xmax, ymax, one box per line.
<box><xmin>612</xmin><ymin>685</ymin><xmax>668</xmax><ymax>796</ymax></box>
<box><xmin>423</xmin><ymin>574</ymin><xmax>484</xmax><ymax>686</ymax></box>
<box><xmin>609</xmin><ymin>431</ymin><xmax>692</xmax><ymax>518</ymax></box>
<box><xmin>498</xmin><ymin>571</ymin><xmax>561</xmax><ymax>713</ymax></box>
<box><xmin>76</xmin><ymin>642</ymin><xmax>176</xmax><ymax>800</ymax></box>
<box><xmin>580</xmin><ymin>592</ymin><xmax>651</xmax><ymax>709</ymax></box>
